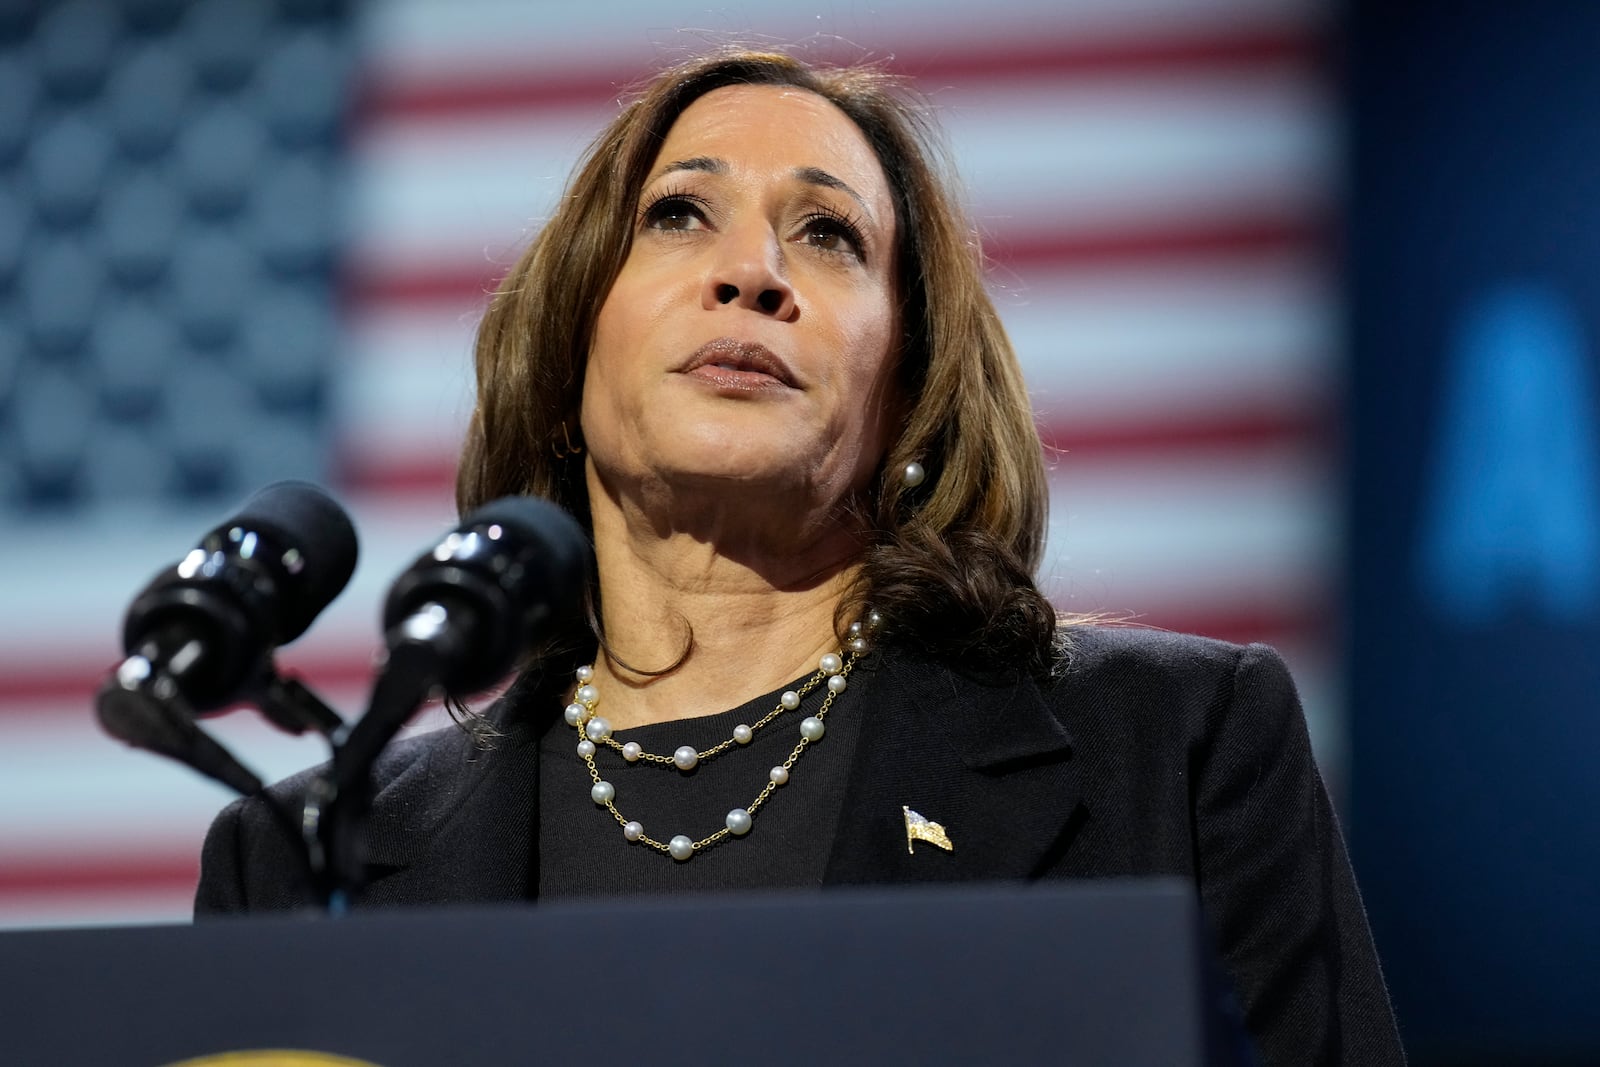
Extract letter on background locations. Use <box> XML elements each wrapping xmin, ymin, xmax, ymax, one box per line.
<box><xmin>1417</xmin><ymin>283</ymin><xmax>1600</xmax><ymax>623</ymax></box>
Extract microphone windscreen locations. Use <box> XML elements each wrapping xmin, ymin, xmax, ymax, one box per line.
<box><xmin>380</xmin><ymin>494</ymin><xmax>590</xmax><ymax>695</ymax></box>
<box><xmin>223</xmin><ymin>481</ymin><xmax>359</xmax><ymax>642</ymax></box>
<box><xmin>460</xmin><ymin>494</ymin><xmax>590</xmax><ymax>618</ymax></box>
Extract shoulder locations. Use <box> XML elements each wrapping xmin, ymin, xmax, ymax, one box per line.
<box><xmin>1046</xmin><ymin>624</ymin><xmax>1300</xmax><ymax>733</ymax></box>
<box><xmin>194</xmin><ymin>723</ymin><xmax>480</xmax><ymax>914</ymax></box>
<box><xmin>871</xmin><ymin>625</ymin><xmax>1298</xmax><ymax>751</ymax></box>
<box><xmin>196</xmin><ymin>684</ymin><xmax>542</xmax><ymax>915</ymax></box>
<box><xmin>1055</xmin><ymin>622</ymin><xmax>1285</xmax><ymax>682</ymax></box>
<box><xmin>1024</xmin><ymin>626</ymin><xmax>1314</xmax><ymax>835</ymax></box>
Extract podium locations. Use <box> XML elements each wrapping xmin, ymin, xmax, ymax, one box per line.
<box><xmin>1</xmin><ymin>879</ymin><xmax>1255</xmax><ymax>1066</ymax></box>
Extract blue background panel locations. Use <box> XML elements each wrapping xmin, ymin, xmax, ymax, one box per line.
<box><xmin>1346</xmin><ymin>2</ymin><xmax>1600</xmax><ymax>1063</ymax></box>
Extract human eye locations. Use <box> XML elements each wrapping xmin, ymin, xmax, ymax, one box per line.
<box><xmin>638</xmin><ymin>188</ymin><xmax>709</xmax><ymax>232</ymax></box>
<box><xmin>797</xmin><ymin>206</ymin><xmax>867</xmax><ymax>261</ymax></box>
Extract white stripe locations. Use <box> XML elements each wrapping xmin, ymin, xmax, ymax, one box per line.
<box><xmin>940</xmin><ymin>69</ymin><xmax>1333</xmax><ymax>231</ymax></box>
<box><xmin>0</xmin><ymin>700</ymin><xmax>350</xmax><ymax>856</ymax></box>
<box><xmin>1041</xmin><ymin>445</ymin><xmax>1334</xmax><ymax>614</ymax></box>
<box><xmin>0</xmin><ymin>890</ymin><xmax>194</xmax><ymax>930</ymax></box>
<box><xmin>0</xmin><ymin>695</ymin><xmax>455</xmax><ymax>860</ymax></box>
<box><xmin>1008</xmin><ymin>253</ymin><xmax>1333</xmax><ymax>414</ymax></box>
<box><xmin>335</xmin><ymin>306</ymin><xmax>478</xmax><ymax>466</ymax></box>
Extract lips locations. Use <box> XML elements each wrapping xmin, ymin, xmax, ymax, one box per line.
<box><xmin>679</xmin><ymin>338</ymin><xmax>798</xmax><ymax>388</ymax></box>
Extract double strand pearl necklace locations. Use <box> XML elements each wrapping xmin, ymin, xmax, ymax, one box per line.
<box><xmin>564</xmin><ymin>618</ymin><xmax>873</xmax><ymax>862</ymax></box>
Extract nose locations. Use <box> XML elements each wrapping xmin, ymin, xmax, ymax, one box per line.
<box><xmin>700</xmin><ymin>226</ymin><xmax>797</xmax><ymax>319</ymax></box>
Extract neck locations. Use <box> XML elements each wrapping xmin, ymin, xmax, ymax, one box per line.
<box><xmin>583</xmin><ymin>475</ymin><xmax>862</xmax><ymax>731</ymax></box>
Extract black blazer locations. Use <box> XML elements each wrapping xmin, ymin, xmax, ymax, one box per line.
<box><xmin>198</xmin><ymin>626</ymin><xmax>1405</xmax><ymax>1066</ymax></box>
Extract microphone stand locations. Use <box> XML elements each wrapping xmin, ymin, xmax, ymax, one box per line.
<box><xmin>303</xmin><ymin>604</ymin><xmax>468</xmax><ymax>911</ymax></box>
<box><xmin>96</xmin><ymin>656</ymin><xmax>349</xmax><ymax>909</ymax></box>
<box><xmin>97</xmin><ymin>660</ymin><xmax>266</xmax><ymax>797</ymax></box>
<box><xmin>257</xmin><ymin>673</ymin><xmax>347</xmax><ymax>737</ymax></box>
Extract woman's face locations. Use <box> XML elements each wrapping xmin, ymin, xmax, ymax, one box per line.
<box><xmin>582</xmin><ymin>84</ymin><xmax>900</xmax><ymax>516</ymax></box>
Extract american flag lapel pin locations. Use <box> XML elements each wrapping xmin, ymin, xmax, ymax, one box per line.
<box><xmin>903</xmin><ymin>805</ymin><xmax>954</xmax><ymax>854</ymax></box>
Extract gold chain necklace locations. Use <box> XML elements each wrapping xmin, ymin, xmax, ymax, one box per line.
<box><xmin>565</xmin><ymin>619</ymin><xmax>872</xmax><ymax>861</ymax></box>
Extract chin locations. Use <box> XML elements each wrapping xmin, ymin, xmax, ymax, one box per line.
<box><xmin>658</xmin><ymin>454</ymin><xmax>809</xmax><ymax>491</ymax></box>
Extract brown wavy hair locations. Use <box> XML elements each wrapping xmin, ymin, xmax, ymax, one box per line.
<box><xmin>456</xmin><ymin>48</ymin><xmax>1059</xmax><ymax>676</ymax></box>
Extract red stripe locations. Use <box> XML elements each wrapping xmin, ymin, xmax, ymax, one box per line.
<box><xmin>1039</xmin><ymin>405</ymin><xmax>1330</xmax><ymax>459</ymax></box>
<box><xmin>2</xmin><ymin>653</ymin><xmax>378</xmax><ymax>712</ymax></box>
<box><xmin>991</xmin><ymin>218</ymin><xmax>1323</xmax><ymax>271</ymax></box>
<box><xmin>0</xmin><ymin>854</ymin><xmax>199</xmax><ymax>896</ymax></box>
<box><xmin>1</xmin><ymin>665</ymin><xmax>101</xmax><ymax>708</ymax></box>
<box><xmin>1079</xmin><ymin>604</ymin><xmax>1326</xmax><ymax>651</ymax></box>
<box><xmin>356</xmin><ymin>27</ymin><xmax>1319</xmax><ymax>123</ymax></box>
<box><xmin>334</xmin><ymin>453</ymin><xmax>460</xmax><ymax>498</ymax></box>
<box><xmin>343</xmin><ymin>218</ymin><xmax>1324</xmax><ymax>314</ymax></box>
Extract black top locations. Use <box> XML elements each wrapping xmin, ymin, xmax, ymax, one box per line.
<box><xmin>537</xmin><ymin>660</ymin><xmax>870</xmax><ymax>898</ymax></box>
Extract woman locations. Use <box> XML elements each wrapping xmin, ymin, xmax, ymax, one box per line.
<box><xmin>199</xmin><ymin>49</ymin><xmax>1404</xmax><ymax>1064</ymax></box>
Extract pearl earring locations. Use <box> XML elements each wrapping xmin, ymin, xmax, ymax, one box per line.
<box><xmin>902</xmin><ymin>461</ymin><xmax>926</xmax><ymax>488</ymax></box>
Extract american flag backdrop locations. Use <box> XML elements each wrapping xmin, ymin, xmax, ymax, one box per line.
<box><xmin>0</xmin><ymin>0</ymin><xmax>1339</xmax><ymax>927</ymax></box>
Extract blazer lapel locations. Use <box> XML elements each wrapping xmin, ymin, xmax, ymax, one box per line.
<box><xmin>824</xmin><ymin>653</ymin><xmax>1081</xmax><ymax>886</ymax></box>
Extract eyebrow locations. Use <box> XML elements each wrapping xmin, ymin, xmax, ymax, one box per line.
<box><xmin>793</xmin><ymin>166</ymin><xmax>870</xmax><ymax>215</ymax></box>
<box><xmin>654</xmin><ymin>156</ymin><xmax>724</xmax><ymax>179</ymax></box>
<box><xmin>650</xmin><ymin>157</ymin><xmax>873</xmax><ymax>217</ymax></box>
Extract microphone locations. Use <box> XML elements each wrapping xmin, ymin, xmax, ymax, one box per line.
<box><xmin>112</xmin><ymin>481</ymin><xmax>359</xmax><ymax>712</ymax></box>
<box><xmin>380</xmin><ymin>495</ymin><xmax>590</xmax><ymax>696</ymax></box>
<box><xmin>97</xmin><ymin>483</ymin><xmax>358</xmax><ymax>792</ymax></box>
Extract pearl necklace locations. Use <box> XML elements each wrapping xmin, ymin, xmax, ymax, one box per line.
<box><xmin>565</xmin><ymin>619</ymin><xmax>872</xmax><ymax>862</ymax></box>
